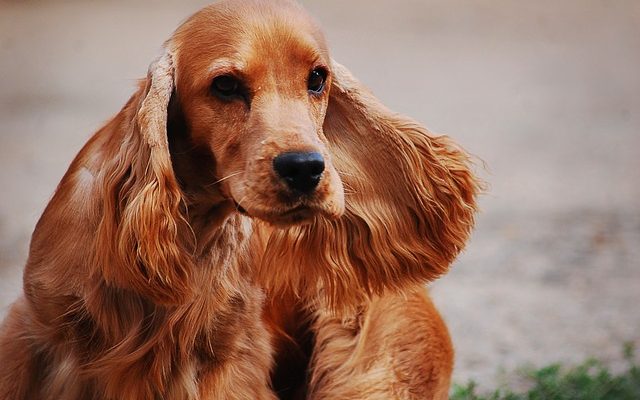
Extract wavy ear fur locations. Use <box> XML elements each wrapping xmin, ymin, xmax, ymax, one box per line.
<box><xmin>260</xmin><ymin>61</ymin><xmax>480</xmax><ymax>310</ymax></box>
<box><xmin>93</xmin><ymin>50</ymin><xmax>194</xmax><ymax>305</ymax></box>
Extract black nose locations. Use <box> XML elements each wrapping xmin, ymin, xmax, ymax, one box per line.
<box><xmin>273</xmin><ymin>152</ymin><xmax>325</xmax><ymax>194</ymax></box>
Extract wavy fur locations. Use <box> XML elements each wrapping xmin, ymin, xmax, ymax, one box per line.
<box><xmin>259</xmin><ymin>62</ymin><xmax>479</xmax><ymax>310</ymax></box>
<box><xmin>0</xmin><ymin>43</ymin><xmax>274</xmax><ymax>400</ymax></box>
<box><xmin>260</xmin><ymin>61</ymin><xmax>479</xmax><ymax>400</ymax></box>
<box><xmin>94</xmin><ymin>52</ymin><xmax>195</xmax><ymax>305</ymax></box>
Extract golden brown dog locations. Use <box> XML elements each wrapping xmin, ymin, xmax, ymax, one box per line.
<box><xmin>0</xmin><ymin>1</ymin><xmax>478</xmax><ymax>399</ymax></box>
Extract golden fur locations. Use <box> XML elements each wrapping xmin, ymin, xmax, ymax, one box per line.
<box><xmin>259</xmin><ymin>61</ymin><xmax>478</xmax><ymax>399</ymax></box>
<box><xmin>0</xmin><ymin>1</ymin><xmax>479</xmax><ymax>399</ymax></box>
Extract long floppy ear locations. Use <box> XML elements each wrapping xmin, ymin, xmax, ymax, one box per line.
<box><xmin>93</xmin><ymin>49</ymin><xmax>194</xmax><ymax>305</ymax></box>
<box><xmin>259</xmin><ymin>61</ymin><xmax>480</xmax><ymax>310</ymax></box>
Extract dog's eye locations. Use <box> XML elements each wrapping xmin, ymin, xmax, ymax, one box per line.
<box><xmin>211</xmin><ymin>75</ymin><xmax>244</xmax><ymax>101</ymax></box>
<box><xmin>308</xmin><ymin>68</ymin><xmax>327</xmax><ymax>94</ymax></box>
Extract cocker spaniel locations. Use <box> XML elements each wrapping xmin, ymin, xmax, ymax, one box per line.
<box><xmin>0</xmin><ymin>1</ymin><xmax>479</xmax><ymax>399</ymax></box>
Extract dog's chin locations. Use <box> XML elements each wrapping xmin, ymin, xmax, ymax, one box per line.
<box><xmin>237</xmin><ymin>201</ymin><xmax>344</xmax><ymax>227</ymax></box>
<box><xmin>262</xmin><ymin>206</ymin><xmax>317</xmax><ymax>227</ymax></box>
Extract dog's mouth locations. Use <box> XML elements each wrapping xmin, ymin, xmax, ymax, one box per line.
<box><xmin>233</xmin><ymin>199</ymin><xmax>316</xmax><ymax>226</ymax></box>
<box><xmin>277</xmin><ymin>204</ymin><xmax>314</xmax><ymax>221</ymax></box>
<box><xmin>280</xmin><ymin>204</ymin><xmax>308</xmax><ymax>215</ymax></box>
<box><xmin>227</xmin><ymin>172</ymin><xmax>345</xmax><ymax>225</ymax></box>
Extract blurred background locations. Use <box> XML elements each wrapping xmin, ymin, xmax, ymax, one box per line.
<box><xmin>1</xmin><ymin>0</ymin><xmax>639</xmax><ymax>390</ymax></box>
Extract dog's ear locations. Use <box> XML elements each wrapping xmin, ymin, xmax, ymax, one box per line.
<box><xmin>94</xmin><ymin>49</ymin><xmax>194</xmax><ymax>305</ymax></box>
<box><xmin>260</xmin><ymin>61</ymin><xmax>480</xmax><ymax>310</ymax></box>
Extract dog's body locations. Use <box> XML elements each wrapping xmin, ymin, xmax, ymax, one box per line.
<box><xmin>0</xmin><ymin>1</ymin><xmax>478</xmax><ymax>399</ymax></box>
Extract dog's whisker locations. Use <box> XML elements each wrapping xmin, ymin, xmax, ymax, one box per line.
<box><xmin>341</xmin><ymin>182</ymin><xmax>359</xmax><ymax>191</ymax></box>
<box><xmin>235</xmin><ymin>195</ymin><xmax>249</xmax><ymax>213</ymax></box>
<box><xmin>337</xmin><ymin>171</ymin><xmax>361</xmax><ymax>179</ymax></box>
<box><xmin>206</xmin><ymin>171</ymin><xmax>243</xmax><ymax>187</ymax></box>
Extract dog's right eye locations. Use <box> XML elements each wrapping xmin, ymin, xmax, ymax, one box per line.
<box><xmin>211</xmin><ymin>75</ymin><xmax>245</xmax><ymax>101</ymax></box>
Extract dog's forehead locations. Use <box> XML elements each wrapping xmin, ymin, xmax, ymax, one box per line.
<box><xmin>172</xmin><ymin>1</ymin><xmax>328</xmax><ymax>82</ymax></box>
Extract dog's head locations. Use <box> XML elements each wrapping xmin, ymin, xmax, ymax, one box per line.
<box><xmin>165</xmin><ymin>0</ymin><xmax>344</xmax><ymax>226</ymax></box>
<box><xmin>94</xmin><ymin>0</ymin><xmax>346</xmax><ymax>303</ymax></box>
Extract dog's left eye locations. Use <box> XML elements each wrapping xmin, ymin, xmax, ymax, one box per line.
<box><xmin>308</xmin><ymin>68</ymin><xmax>327</xmax><ymax>94</ymax></box>
<box><xmin>211</xmin><ymin>75</ymin><xmax>245</xmax><ymax>101</ymax></box>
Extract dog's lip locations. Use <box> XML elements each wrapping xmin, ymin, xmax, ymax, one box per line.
<box><xmin>279</xmin><ymin>204</ymin><xmax>309</xmax><ymax>216</ymax></box>
<box><xmin>234</xmin><ymin>201</ymin><xmax>310</xmax><ymax>218</ymax></box>
<box><xmin>232</xmin><ymin>199</ymin><xmax>316</xmax><ymax>224</ymax></box>
<box><xmin>269</xmin><ymin>205</ymin><xmax>315</xmax><ymax>226</ymax></box>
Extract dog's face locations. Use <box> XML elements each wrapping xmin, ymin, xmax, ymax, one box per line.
<box><xmin>171</xmin><ymin>1</ymin><xmax>344</xmax><ymax>226</ymax></box>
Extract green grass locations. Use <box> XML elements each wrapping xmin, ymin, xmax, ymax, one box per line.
<box><xmin>451</xmin><ymin>344</ymin><xmax>640</xmax><ymax>400</ymax></box>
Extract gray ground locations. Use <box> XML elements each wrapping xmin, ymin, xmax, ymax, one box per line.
<box><xmin>1</xmin><ymin>0</ymin><xmax>639</xmax><ymax>391</ymax></box>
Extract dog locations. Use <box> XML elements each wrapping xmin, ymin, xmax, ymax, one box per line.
<box><xmin>0</xmin><ymin>1</ymin><xmax>479</xmax><ymax>399</ymax></box>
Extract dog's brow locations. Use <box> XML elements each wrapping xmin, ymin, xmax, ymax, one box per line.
<box><xmin>208</xmin><ymin>59</ymin><xmax>246</xmax><ymax>76</ymax></box>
